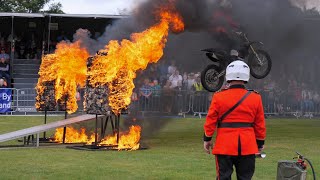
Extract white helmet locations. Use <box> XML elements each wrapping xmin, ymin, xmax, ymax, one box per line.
<box><xmin>226</xmin><ymin>60</ymin><xmax>250</xmax><ymax>82</ymax></box>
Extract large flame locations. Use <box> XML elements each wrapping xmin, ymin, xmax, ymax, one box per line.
<box><xmin>52</xmin><ymin>125</ymin><xmax>141</xmax><ymax>150</ymax></box>
<box><xmin>36</xmin><ymin>41</ymin><xmax>89</xmax><ymax>113</ymax></box>
<box><xmin>53</xmin><ymin>127</ymin><xmax>92</xmax><ymax>143</ymax></box>
<box><xmin>88</xmin><ymin>7</ymin><xmax>184</xmax><ymax>114</ymax></box>
<box><xmin>99</xmin><ymin>125</ymin><xmax>142</xmax><ymax>150</ymax></box>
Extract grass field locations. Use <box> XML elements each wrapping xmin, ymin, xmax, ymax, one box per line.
<box><xmin>0</xmin><ymin>116</ymin><xmax>319</xmax><ymax>180</ymax></box>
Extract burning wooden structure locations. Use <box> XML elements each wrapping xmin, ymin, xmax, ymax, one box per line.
<box><xmin>35</xmin><ymin>3</ymin><xmax>185</xmax><ymax>150</ymax></box>
<box><xmin>84</xmin><ymin>55</ymin><xmax>111</xmax><ymax>115</ymax></box>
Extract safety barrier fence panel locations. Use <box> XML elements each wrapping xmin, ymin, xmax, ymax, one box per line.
<box><xmin>260</xmin><ymin>91</ymin><xmax>320</xmax><ymax>118</ymax></box>
<box><xmin>1</xmin><ymin>88</ymin><xmax>319</xmax><ymax>118</ymax></box>
<box><xmin>189</xmin><ymin>90</ymin><xmax>320</xmax><ymax>118</ymax></box>
<box><xmin>16</xmin><ymin>88</ymin><xmax>37</xmax><ymax>112</ymax></box>
<box><xmin>129</xmin><ymin>90</ymin><xmax>193</xmax><ymax>115</ymax></box>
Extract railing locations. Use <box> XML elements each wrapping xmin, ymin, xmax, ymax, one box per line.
<box><xmin>16</xmin><ymin>88</ymin><xmax>37</xmax><ymax>112</ymax></box>
<box><xmin>1</xmin><ymin>88</ymin><xmax>319</xmax><ymax>118</ymax></box>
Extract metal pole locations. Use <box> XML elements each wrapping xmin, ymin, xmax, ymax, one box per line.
<box><xmin>41</xmin><ymin>14</ymin><xmax>47</xmax><ymax>57</ymax></box>
<box><xmin>117</xmin><ymin>114</ymin><xmax>120</xmax><ymax>145</ymax></box>
<box><xmin>62</xmin><ymin>95</ymin><xmax>67</xmax><ymax>144</ymax></box>
<box><xmin>101</xmin><ymin>116</ymin><xmax>105</xmax><ymax>139</ymax></box>
<box><xmin>95</xmin><ymin>114</ymin><xmax>98</xmax><ymax>146</ymax></box>
<box><xmin>47</xmin><ymin>15</ymin><xmax>51</xmax><ymax>53</ymax></box>
<box><xmin>10</xmin><ymin>16</ymin><xmax>14</xmax><ymax>81</ymax></box>
<box><xmin>36</xmin><ymin>133</ymin><xmax>40</xmax><ymax>147</ymax></box>
<box><xmin>43</xmin><ymin>109</ymin><xmax>47</xmax><ymax>139</ymax></box>
<box><xmin>102</xmin><ymin>115</ymin><xmax>109</xmax><ymax>138</ymax></box>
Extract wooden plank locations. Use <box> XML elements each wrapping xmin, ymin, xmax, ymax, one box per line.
<box><xmin>0</xmin><ymin>114</ymin><xmax>101</xmax><ymax>143</ymax></box>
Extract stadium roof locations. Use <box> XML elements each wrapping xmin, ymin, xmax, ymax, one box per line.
<box><xmin>48</xmin><ymin>13</ymin><xmax>128</xmax><ymax>19</ymax></box>
<box><xmin>0</xmin><ymin>12</ymin><xmax>128</xmax><ymax>19</ymax></box>
<box><xmin>0</xmin><ymin>12</ymin><xmax>44</xmax><ymax>18</ymax></box>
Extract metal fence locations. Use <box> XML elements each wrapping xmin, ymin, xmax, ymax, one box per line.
<box><xmin>1</xmin><ymin>88</ymin><xmax>319</xmax><ymax>118</ymax></box>
<box><xmin>16</xmin><ymin>88</ymin><xmax>37</xmax><ymax>112</ymax></box>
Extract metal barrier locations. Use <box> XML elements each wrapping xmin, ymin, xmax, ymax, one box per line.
<box><xmin>189</xmin><ymin>90</ymin><xmax>320</xmax><ymax>119</ymax></box>
<box><xmin>128</xmin><ymin>89</ymin><xmax>193</xmax><ymax>116</ymax></box>
<box><xmin>16</xmin><ymin>88</ymin><xmax>37</xmax><ymax>112</ymax></box>
<box><xmin>191</xmin><ymin>91</ymin><xmax>212</xmax><ymax>118</ymax></box>
<box><xmin>1</xmin><ymin>87</ymin><xmax>319</xmax><ymax>119</ymax></box>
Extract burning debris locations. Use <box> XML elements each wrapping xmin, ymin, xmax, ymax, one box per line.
<box><xmin>52</xmin><ymin>124</ymin><xmax>141</xmax><ymax>151</ymax></box>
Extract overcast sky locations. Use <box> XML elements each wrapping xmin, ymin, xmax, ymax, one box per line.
<box><xmin>51</xmin><ymin>0</ymin><xmax>143</xmax><ymax>14</ymax></box>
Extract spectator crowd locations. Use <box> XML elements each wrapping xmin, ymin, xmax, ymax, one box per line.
<box><xmin>131</xmin><ymin>59</ymin><xmax>209</xmax><ymax>115</ymax></box>
<box><xmin>130</xmin><ymin>58</ymin><xmax>320</xmax><ymax>116</ymax></box>
<box><xmin>0</xmin><ymin>32</ymin><xmax>42</xmax><ymax>87</ymax></box>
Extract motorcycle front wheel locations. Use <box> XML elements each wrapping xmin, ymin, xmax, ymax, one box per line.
<box><xmin>201</xmin><ymin>64</ymin><xmax>225</xmax><ymax>92</ymax></box>
<box><xmin>248</xmin><ymin>49</ymin><xmax>272</xmax><ymax>79</ymax></box>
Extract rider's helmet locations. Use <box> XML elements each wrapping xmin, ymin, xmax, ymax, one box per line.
<box><xmin>226</xmin><ymin>60</ymin><xmax>250</xmax><ymax>83</ymax></box>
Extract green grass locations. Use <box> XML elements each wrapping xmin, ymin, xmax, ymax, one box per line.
<box><xmin>0</xmin><ymin>116</ymin><xmax>319</xmax><ymax>179</ymax></box>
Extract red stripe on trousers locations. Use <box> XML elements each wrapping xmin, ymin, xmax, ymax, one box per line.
<box><xmin>215</xmin><ymin>155</ymin><xmax>220</xmax><ymax>180</ymax></box>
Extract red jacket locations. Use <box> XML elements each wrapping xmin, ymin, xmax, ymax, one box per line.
<box><xmin>204</xmin><ymin>84</ymin><xmax>266</xmax><ymax>156</ymax></box>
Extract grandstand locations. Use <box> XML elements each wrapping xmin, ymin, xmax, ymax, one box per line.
<box><xmin>0</xmin><ymin>13</ymin><xmax>126</xmax><ymax>112</ymax></box>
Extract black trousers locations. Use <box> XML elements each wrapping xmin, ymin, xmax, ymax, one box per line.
<box><xmin>215</xmin><ymin>155</ymin><xmax>255</xmax><ymax>180</ymax></box>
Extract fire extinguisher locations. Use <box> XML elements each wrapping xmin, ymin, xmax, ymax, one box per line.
<box><xmin>294</xmin><ymin>152</ymin><xmax>316</xmax><ymax>180</ymax></box>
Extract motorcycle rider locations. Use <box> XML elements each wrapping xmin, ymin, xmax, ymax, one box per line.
<box><xmin>203</xmin><ymin>60</ymin><xmax>266</xmax><ymax>180</ymax></box>
<box><xmin>213</xmin><ymin>0</ymin><xmax>242</xmax><ymax>53</ymax></box>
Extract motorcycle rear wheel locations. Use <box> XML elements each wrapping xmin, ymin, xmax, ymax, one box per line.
<box><xmin>248</xmin><ymin>49</ymin><xmax>272</xmax><ymax>79</ymax></box>
<box><xmin>201</xmin><ymin>64</ymin><xmax>225</xmax><ymax>92</ymax></box>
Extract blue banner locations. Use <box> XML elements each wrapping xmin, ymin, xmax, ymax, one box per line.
<box><xmin>0</xmin><ymin>88</ymin><xmax>12</xmax><ymax>113</ymax></box>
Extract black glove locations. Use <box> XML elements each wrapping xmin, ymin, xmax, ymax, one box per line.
<box><xmin>256</xmin><ymin>139</ymin><xmax>264</xmax><ymax>149</ymax></box>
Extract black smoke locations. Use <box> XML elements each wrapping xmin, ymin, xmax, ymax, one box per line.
<box><xmin>73</xmin><ymin>0</ymin><xmax>320</xmax><ymax>137</ymax></box>
<box><xmin>75</xmin><ymin>0</ymin><xmax>320</xmax><ymax>75</ymax></box>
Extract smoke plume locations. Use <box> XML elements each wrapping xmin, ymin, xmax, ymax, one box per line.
<box><xmin>73</xmin><ymin>0</ymin><xmax>320</xmax><ymax>77</ymax></box>
<box><xmin>71</xmin><ymin>0</ymin><xmax>320</xmax><ymax>135</ymax></box>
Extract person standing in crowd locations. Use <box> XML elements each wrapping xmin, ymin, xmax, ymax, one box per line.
<box><xmin>162</xmin><ymin>80</ymin><xmax>174</xmax><ymax>113</ymax></box>
<box><xmin>167</xmin><ymin>60</ymin><xmax>177</xmax><ymax>76</ymax></box>
<box><xmin>186</xmin><ymin>73</ymin><xmax>196</xmax><ymax>91</ymax></box>
<box><xmin>203</xmin><ymin>60</ymin><xmax>266</xmax><ymax>180</ymax></box>
<box><xmin>139</xmin><ymin>78</ymin><xmax>153</xmax><ymax>110</ymax></box>
<box><xmin>26</xmin><ymin>33</ymin><xmax>38</xmax><ymax>59</ymax></box>
<box><xmin>192</xmin><ymin>75</ymin><xmax>204</xmax><ymax>92</ymax></box>
<box><xmin>0</xmin><ymin>38</ymin><xmax>10</xmax><ymax>54</ymax></box>
<box><xmin>169</xmin><ymin>69</ymin><xmax>182</xmax><ymax>90</ymax></box>
<box><xmin>0</xmin><ymin>57</ymin><xmax>10</xmax><ymax>81</ymax></box>
<box><xmin>151</xmin><ymin>79</ymin><xmax>161</xmax><ymax>96</ymax></box>
<box><xmin>0</xmin><ymin>47</ymin><xmax>10</xmax><ymax>62</ymax></box>
<box><xmin>158</xmin><ymin>60</ymin><xmax>168</xmax><ymax>86</ymax></box>
<box><xmin>0</xmin><ymin>78</ymin><xmax>7</xmax><ymax>88</ymax></box>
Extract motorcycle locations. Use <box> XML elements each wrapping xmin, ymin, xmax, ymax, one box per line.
<box><xmin>200</xmin><ymin>31</ymin><xmax>272</xmax><ymax>92</ymax></box>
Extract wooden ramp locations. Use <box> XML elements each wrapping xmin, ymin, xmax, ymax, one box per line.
<box><xmin>0</xmin><ymin>114</ymin><xmax>101</xmax><ymax>146</ymax></box>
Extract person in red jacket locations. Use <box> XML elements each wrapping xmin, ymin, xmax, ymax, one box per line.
<box><xmin>203</xmin><ymin>60</ymin><xmax>266</xmax><ymax>180</ymax></box>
